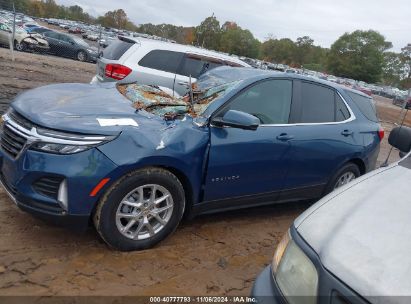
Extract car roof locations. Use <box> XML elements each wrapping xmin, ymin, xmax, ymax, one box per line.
<box><xmin>119</xmin><ymin>36</ymin><xmax>249</xmax><ymax>67</ymax></box>
<box><xmin>208</xmin><ymin>67</ymin><xmax>372</xmax><ymax>97</ymax></box>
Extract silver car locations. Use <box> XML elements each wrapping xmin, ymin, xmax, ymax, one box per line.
<box><xmin>252</xmin><ymin>126</ymin><xmax>411</xmax><ymax>304</ymax></box>
<box><xmin>0</xmin><ymin>22</ymin><xmax>49</xmax><ymax>52</ymax></box>
<box><xmin>91</xmin><ymin>36</ymin><xmax>249</xmax><ymax>96</ymax></box>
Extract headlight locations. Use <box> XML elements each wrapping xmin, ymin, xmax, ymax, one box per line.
<box><xmin>29</xmin><ymin>128</ymin><xmax>116</xmax><ymax>155</ymax></box>
<box><xmin>24</xmin><ymin>38</ymin><xmax>38</xmax><ymax>44</ymax></box>
<box><xmin>272</xmin><ymin>230</ymin><xmax>318</xmax><ymax>304</ymax></box>
<box><xmin>31</xmin><ymin>142</ymin><xmax>94</xmax><ymax>154</ymax></box>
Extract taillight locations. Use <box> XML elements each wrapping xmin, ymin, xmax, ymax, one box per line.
<box><xmin>378</xmin><ymin>127</ymin><xmax>384</xmax><ymax>141</ymax></box>
<box><xmin>104</xmin><ymin>64</ymin><xmax>132</xmax><ymax>80</ymax></box>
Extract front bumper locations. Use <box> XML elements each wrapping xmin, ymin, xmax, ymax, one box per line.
<box><xmin>0</xmin><ymin>175</ymin><xmax>90</xmax><ymax>231</ymax></box>
<box><xmin>88</xmin><ymin>52</ymin><xmax>98</xmax><ymax>62</ymax></box>
<box><xmin>0</xmin><ymin>147</ymin><xmax>117</xmax><ymax>231</ymax></box>
<box><xmin>251</xmin><ymin>266</ymin><xmax>285</xmax><ymax>304</ymax></box>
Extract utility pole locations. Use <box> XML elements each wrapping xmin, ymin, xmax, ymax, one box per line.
<box><xmin>9</xmin><ymin>2</ymin><xmax>16</xmax><ymax>62</ymax></box>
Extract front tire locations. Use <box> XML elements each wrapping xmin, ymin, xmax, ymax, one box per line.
<box><xmin>14</xmin><ymin>40</ymin><xmax>26</xmax><ymax>51</ymax></box>
<box><xmin>76</xmin><ymin>50</ymin><xmax>87</xmax><ymax>62</ymax></box>
<box><xmin>324</xmin><ymin>162</ymin><xmax>360</xmax><ymax>194</ymax></box>
<box><xmin>93</xmin><ymin>168</ymin><xmax>185</xmax><ymax>251</ymax></box>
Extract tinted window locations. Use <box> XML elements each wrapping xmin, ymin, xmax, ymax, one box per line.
<box><xmin>33</xmin><ymin>28</ymin><xmax>50</xmax><ymax>33</ymax></box>
<box><xmin>102</xmin><ymin>39</ymin><xmax>134</xmax><ymax>60</ymax></box>
<box><xmin>299</xmin><ymin>82</ymin><xmax>335</xmax><ymax>123</ymax></box>
<box><xmin>139</xmin><ymin>50</ymin><xmax>184</xmax><ymax>74</ymax></box>
<box><xmin>224</xmin><ymin>79</ymin><xmax>292</xmax><ymax>124</ymax></box>
<box><xmin>44</xmin><ymin>31</ymin><xmax>59</xmax><ymax>39</ymax></box>
<box><xmin>0</xmin><ymin>23</ymin><xmax>9</xmax><ymax>31</ymax></box>
<box><xmin>346</xmin><ymin>91</ymin><xmax>378</xmax><ymax>122</ymax></box>
<box><xmin>59</xmin><ymin>34</ymin><xmax>72</xmax><ymax>43</ymax></box>
<box><xmin>335</xmin><ymin>94</ymin><xmax>351</xmax><ymax>122</ymax></box>
<box><xmin>180</xmin><ymin>56</ymin><xmax>223</xmax><ymax>78</ymax></box>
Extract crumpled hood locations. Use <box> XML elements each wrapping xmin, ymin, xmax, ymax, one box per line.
<box><xmin>11</xmin><ymin>83</ymin><xmax>164</xmax><ymax>135</ymax></box>
<box><xmin>295</xmin><ymin>162</ymin><xmax>411</xmax><ymax>303</ymax></box>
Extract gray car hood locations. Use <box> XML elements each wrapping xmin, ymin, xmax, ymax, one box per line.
<box><xmin>295</xmin><ymin>160</ymin><xmax>411</xmax><ymax>303</ymax></box>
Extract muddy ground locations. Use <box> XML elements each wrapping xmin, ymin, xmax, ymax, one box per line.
<box><xmin>0</xmin><ymin>47</ymin><xmax>409</xmax><ymax>297</ymax></box>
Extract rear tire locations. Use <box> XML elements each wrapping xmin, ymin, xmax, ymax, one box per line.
<box><xmin>324</xmin><ymin>162</ymin><xmax>360</xmax><ymax>195</ymax></box>
<box><xmin>93</xmin><ymin>168</ymin><xmax>185</xmax><ymax>251</ymax></box>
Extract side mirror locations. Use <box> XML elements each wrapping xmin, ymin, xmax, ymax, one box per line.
<box><xmin>212</xmin><ymin>110</ymin><xmax>260</xmax><ymax>131</ymax></box>
<box><xmin>388</xmin><ymin>126</ymin><xmax>411</xmax><ymax>154</ymax></box>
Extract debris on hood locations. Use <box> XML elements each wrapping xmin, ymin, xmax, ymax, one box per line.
<box><xmin>117</xmin><ymin>81</ymin><xmax>240</xmax><ymax>120</ymax></box>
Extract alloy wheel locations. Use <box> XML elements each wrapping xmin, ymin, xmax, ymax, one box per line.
<box><xmin>334</xmin><ymin>171</ymin><xmax>356</xmax><ymax>189</ymax></box>
<box><xmin>115</xmin><ymin>184</ymin><xmax>174</xmax><ymax>240</ymax></box>
<box><xmin>77</xmin><ymin>51</ymin><xmax>86</xmax><ymax>61</ymax></box>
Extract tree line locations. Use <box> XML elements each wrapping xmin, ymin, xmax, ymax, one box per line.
<box><xmin>1</xmin><ymin>0</ymin><xmax>410</xmax><ymax>89</ymax></box>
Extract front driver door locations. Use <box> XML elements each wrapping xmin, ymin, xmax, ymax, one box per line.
<box><xmin>203</xmin><ymin>79</ymin><xmax>294</xmax><ymax>204</ymax></box>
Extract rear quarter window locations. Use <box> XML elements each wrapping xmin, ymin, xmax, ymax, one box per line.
<box><xmin>299</xmin><ymin>82</ymin><xmax>335</xmax><ymax>123</ymax></box>
<box><xmin>138</xmin><ymin>50</ymin><xmax>184</xmax><ymax>74</ymax></box>
<box><xmin>345</xmin><ymin>91</ymin><xmax>378</xmax><ymax>122</ymax></box>
<box><xmin>102</xmin><ymin>39</ymin><xmax>134</xmax><ymax>60</ymax></box>
<box><xmin>180</xmin><ymin>56</ymin><xmax>223</xmax><ymax>78</ymax></box>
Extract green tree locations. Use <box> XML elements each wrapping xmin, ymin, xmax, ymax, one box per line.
<box><xmin>382</xmin><ymin>52</ymin><xmax>407</xmax><ymax>86</ymax></box>
<box><xmin>43</xmin><ymin>0</ymin><xmax>59</xmax><ymax>18</ymax></box>
<box><xmin>98</xmin><ymin>9</ymin><xmax>129</xmax><ymax>29</ymax></box>
<box><xmin>401</xmin><ymin>44</ymin><xmax>411</xmax><ymax>79</ymax></box>
<box><xmin>327</xmin><ymin>30</ymin><xmax>392</xmax><ymax>83</ymax></box>
<box><xmin>261</xmin><ymin>38</ymin><xmax>296</xmax><ymax>64</ymax></box>
<box><xmin>294</xmin><ymin>36</ymin><xmax>314</xmax><ymax>66</ymax></box>
<box><xmin>195</xmin><ymin>14</ymin><xmax>221</xmax><ymax>49</ymax></box>
<box><xmin>219</xmin><ymin>26</ymin><xmax>260</xmax><ymax>58</ymax></box>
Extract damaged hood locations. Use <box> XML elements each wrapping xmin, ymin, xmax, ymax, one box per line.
<box><xmin>11</xmin><ymin>83</ymin><xmax>166</xmax><ymax>135</ymax></box>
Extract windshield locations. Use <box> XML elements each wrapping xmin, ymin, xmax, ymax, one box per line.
<box><xmin>118</xmin><ymin>81</ymin><xmax>240</xmax><ymax>119</ymax></box>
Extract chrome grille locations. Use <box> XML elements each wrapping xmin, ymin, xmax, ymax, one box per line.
<box><xmin>1</xmin><ymin>125</ymin><xmax>26</xmax><ymax>158</ymax></box>
<box><xmin>8</xmin><ymin>110</ymin><xmax>34</xmax><ymax>130</ymax></box>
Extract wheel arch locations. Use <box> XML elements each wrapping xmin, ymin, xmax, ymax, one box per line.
<box><xmin>349</xmin><ymin>158</ymin><xmax>366</xmax><ymax>175</ymax></box>
<box><xmin>90</xmin><ymin>164</ymin><xmax>196</xmax><ymax>220</ymax></box>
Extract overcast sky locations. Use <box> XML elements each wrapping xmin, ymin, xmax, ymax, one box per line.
<box><xmin>58</xmin><ymin>0</ymin><xmax>410</xmax><ymax>52</ymax></box>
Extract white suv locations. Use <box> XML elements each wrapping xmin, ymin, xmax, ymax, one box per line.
<box><xmin>91</xmin><ymin>36</ymin><xmax>249</xmax><ymax>96</ymax></box>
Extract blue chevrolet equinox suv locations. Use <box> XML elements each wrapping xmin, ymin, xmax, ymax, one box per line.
<box><xmin>0</xmin><ymin>67</ymin><xmax>382</xmax><ymax>251</ymax></box>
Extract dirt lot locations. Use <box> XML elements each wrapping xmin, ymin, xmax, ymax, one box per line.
<box><xmin>0</xmin><ymin>47</ymin><xmax>408</xmax><ymax>297</ymax></box>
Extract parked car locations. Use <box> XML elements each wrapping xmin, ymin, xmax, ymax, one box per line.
<box><xmin>22</xmin><ymin>23</ymin><xmax>39</xmax><ymax>31</ymax></box>
<box><xmin>0</xmin><ymin>68</ymin><xmax>383</xmax><ymax>251</ymax></box>
<box><xmin>42</xmin><ymin>30</ymin><xmax>98</xmax><ymax>62</ymax></box>
<box><xmin>99</xmin><ymin>35</ymin><xmax>115</xmax><ymax>48</ymax></box>
<box><xmin>353</xmin><ymin>85</ymin><xmax>373</xmax><ymax>96</ymax></box>
<box><xmin>25</xmin><ymin>26</ymin><xmax>51</xmax><ymax>35</ymax></box>
<box><xmin>68</xmin><ymin>26</ymin><xmax>82</xmax><ymax>34</ymax></box>
<box><xmin>91</xmin><ymin>36</ymin><xmax>250</xmax><ymax>96</ymax></box>
<box><xmin>86</xmin><ymin>33</ymin><xmax>99</xmax><ymax>41</ymax></box>
<box><xmin>393</xmin><ymin>95</ymin><xmax>411</xmax><ymax>109</ymax></box>
<box><xmin>0</xmin><ymin>22</ymin><xmax>49</xmax><ymax>52</ymax></box>
<box><xmin>251</xmin><ymin>125</ymin><xmax>411</xmax><ymax>304</ymax></box>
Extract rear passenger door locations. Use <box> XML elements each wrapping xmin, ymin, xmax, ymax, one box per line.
<box><xmin>59</xmin><ymin>34</ymin><xmax>76</xmax><ymax>57</ymax></box>
<box><xmin>279</xmin><ymin>80</ymin><xmax>360</xmax><ymax>201</ymax></box>
<box><xmin>174</xmin><ymin>54</ymin><xmax>224</xmax><ymax>96</ymax></box>
<box><xmin>43</xmin><ymin>31</ymin><xmax>61</xmax><ymax>54</ymax></box>
<box><xmin>137</xmin><ymin>50</ymin><xmax>184</xmax><ymax>93</ymax></box>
